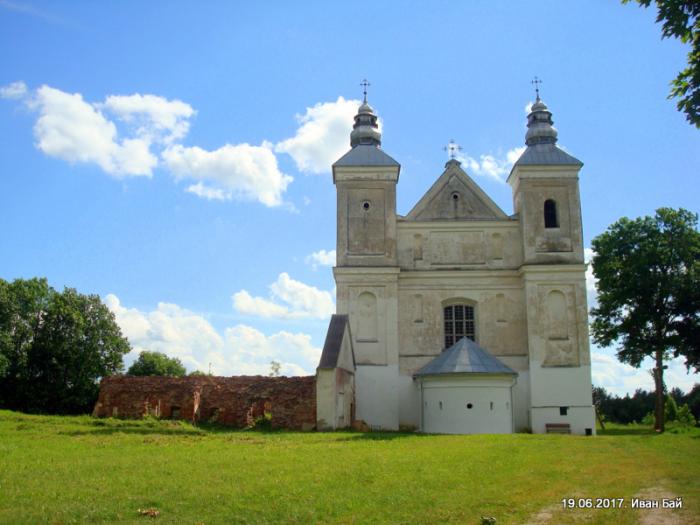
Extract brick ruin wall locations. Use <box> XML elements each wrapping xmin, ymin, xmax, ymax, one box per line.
<box><xmin>93</xmin><ymin>375</ymin><xmax>316</xmax><ymax>430</ymax></box>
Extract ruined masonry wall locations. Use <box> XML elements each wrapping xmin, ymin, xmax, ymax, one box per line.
<box><xmin>93</xmin><ymin>375</ymin><xmax>316</xmax><ymax>430</ymax></box>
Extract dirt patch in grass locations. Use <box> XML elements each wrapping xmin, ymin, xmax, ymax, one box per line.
<box><xmin>635</xmin><ymin>486</ymin><xmax>687</xmax><ymax>525</ymax></box>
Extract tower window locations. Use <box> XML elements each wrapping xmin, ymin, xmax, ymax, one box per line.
<box><xmin>443</xmin><ymin>304</ymin><xmax>475</xmax><ymax>348</ymax></box>
<box><xmin>544</xmin><ymin>199</ymin><xmax>559</xmax><ymax>228</ymax></box>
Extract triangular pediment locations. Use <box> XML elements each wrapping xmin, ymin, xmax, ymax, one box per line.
<box><xmin>405</xmin><ymin>160</ymin><xmax>508</xmax><ymax>221</ymax></box>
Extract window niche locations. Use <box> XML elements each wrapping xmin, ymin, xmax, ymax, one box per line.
<box><xmin>544</xmin><ymin>199</ymin><xmax>559</xmax><ymax>229</ymax></box>
<box><xmin>356</xmin><ymin>291</ymin><xmax>378</xmax><ymax>342</ymax></box>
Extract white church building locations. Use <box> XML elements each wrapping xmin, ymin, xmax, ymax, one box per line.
<box><xmin>316</xmin><ymin>89</ymin><xmax>596</xmax><ymax>435</ymax></box>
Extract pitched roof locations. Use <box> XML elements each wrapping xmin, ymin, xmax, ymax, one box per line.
<box><xmin>333</xmin><ymin>144</ymin><xmax>400</xmax><ymax>168</ymax></box>
<box><xmin>405</xmin><ymin>160</ymin><xmax>508</xmax><ymax>221</ymax></box>
<box><xmin>414</xmin><ymin>337</ymin><xmax>517</xmax><ymax>376</ymax></box>
<box><xmin>318</xmin><ymin>314</ymin><xmax>356</xmax><ymax>369</ymax></box>
<box><xmin>513</xmin><ymin>143</ymin><xmax>582</xmax><ymax>167</ymax></box>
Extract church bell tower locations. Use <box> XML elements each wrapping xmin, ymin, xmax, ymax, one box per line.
<box><xmin>332</xmin><ymin>86</ymin><xmax>401</xmax><ymax>430</ymax></box>
<box><xmin>507</xmin><ymin>85</ymin><xmax>596</xmax><ymax>435</ymax></box>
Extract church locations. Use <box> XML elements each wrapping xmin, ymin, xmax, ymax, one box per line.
<box><xmin>315</xmin><ymin>87</ymin><xmax>596</xmax><ymax>435</ymax></box>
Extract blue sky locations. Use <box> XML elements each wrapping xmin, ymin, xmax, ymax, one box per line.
<box><xmin>1</xmin><ymin>1</ymin><xmax>698</xmax><ymax>394</ymax></box>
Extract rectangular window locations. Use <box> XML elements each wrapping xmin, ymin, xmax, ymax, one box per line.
<box><xmin>443</xmin><ymin>304</ymin><xmax>475</xmax><ymax>349</ymax></box>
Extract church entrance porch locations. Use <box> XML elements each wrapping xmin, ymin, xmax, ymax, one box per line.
<box><xmin>414</xmin><ymin>337</ymin><xmax>518</xmax><ymax>434</ymax></box>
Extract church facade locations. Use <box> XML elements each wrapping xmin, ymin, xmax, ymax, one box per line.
<box><xmin>316</xmin><ymin>93</ymin><xmax>596</xmax><ymax>435</ymax></box>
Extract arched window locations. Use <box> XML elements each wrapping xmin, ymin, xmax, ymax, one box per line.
<box><xmin>544</xmin><ymin>199</ymin><xmax>559</xmax><ymax>228</ymax></box>
<box><xmin>443</xmin><ymin>304</ymin><xmax>475</xmax><ymax>348</ymax></box>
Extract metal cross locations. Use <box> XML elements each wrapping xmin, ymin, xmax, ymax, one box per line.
<box><xmin>531</xmin><ymin>76</ymin><xmax>542</xmax><ymax>99</ymax></box>
<box><xmin>443</xmin><ymin>139</ymin><xmax>462</xmax><ymax>160</ymax></box>
<box><xmin>360</xmin><ymin>79</ymin><xmax>370</xmax><ymax>103</ymax></box>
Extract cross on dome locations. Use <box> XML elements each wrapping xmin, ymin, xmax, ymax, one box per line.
<box><xmin>531</xmin><ymin>76</ymin><xmax>542</xmax><ymax>101</ymax></box>
<box><xmin>360</xmin><ymin>79</ymin><xmax>370</xmax><ymax>103</ymax></box>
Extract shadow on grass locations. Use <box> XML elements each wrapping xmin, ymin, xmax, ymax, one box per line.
<box><xmin>333</xmin><ymin>431</ymin><xmax>426</xmax><ymax>442</ymax></box>
<box><xmin>598</xmin><ymin>427</ymin><xmax>659</xmax><ymax>436</ymax></box>
<box><xmin>59</xmin><ymin>424</ymin><xmax>205</xmax><ymax>437</ymax></box>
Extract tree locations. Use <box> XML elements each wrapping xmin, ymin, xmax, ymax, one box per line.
<box><xmin>269</xmin><ymin>360</ymin><xmax>281</xmax><ymax>377</ymax></box>
<box><xmin>127</xmin><ymin>351</ymin><xmax>186</xmax><ymax>377</ymax></box>
<box><xmin>623</xmin><ymin>1</ymin><xmax>700</xmax><ymax>127</ymax></box>
<box><xmin>591</xmin><ymin>208</ymin><xmax>700</xmax><ymax>432</ymax></box>
<box><xmin>0</xmin><ymin>278</ymin><xmax>131</xmax><ymax>413</ymax></box>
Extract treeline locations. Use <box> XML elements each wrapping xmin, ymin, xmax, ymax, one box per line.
<box><xmin>0</xmin><ymin>278</ymin><xmax>131</xmax><ymax>414</ymax></box>
<box><xmin>593</xmin><ymin>385</ymin><xmax>700</xmax><ymax>425</ymax></box>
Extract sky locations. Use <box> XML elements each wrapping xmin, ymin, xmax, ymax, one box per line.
<box><xmin>1</xmin><ymin>1</ymin><xmax>698</xmax><ymax>396</ymax></box>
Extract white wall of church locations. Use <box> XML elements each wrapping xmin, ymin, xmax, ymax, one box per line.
<box><xmin>419</xmin><ymin>376</ymin><xmax>516</xmax><ymax>434</ymax></box>
<box><xmin>355</xmin><ymin>365</ymin><xmax>399</xmax><ymax>430</ymax></box>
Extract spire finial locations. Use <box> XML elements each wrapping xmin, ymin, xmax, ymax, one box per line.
<box><xmin>531</xmin><ymin>76</ymin><xmax>542</xmax><ymax>101</ymax></box>
<box><xmin>360</xmin><ymin>78</ymin><xmax>370</xmax><ymax>103</ymax></box>
<box><xmin>443</xmin><ymin>139</ymin><xmax>462</xmax><ymax>160</ymax></box>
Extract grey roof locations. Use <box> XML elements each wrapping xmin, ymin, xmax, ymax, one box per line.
<box><xmin>318</xmin><ymin>314</ymin><xmax>355</xmax><ymax>369</ymax></box>
<box><xmin>414</xmin><ymin>337</ymin><xmax>517</xmax><ymax>376</ymax></box>
<box><xmin>514</xmin><ymin>143</ymin><xmax>582</xmax><ymax>167</ymax></box>
<box><xmin>333</xmin><ymin>145</ymin><xmax>400</xmax><ymax>168</ymax></box>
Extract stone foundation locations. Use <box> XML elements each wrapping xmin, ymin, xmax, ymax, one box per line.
<box><xmin>93</xmin><ymin>375</ymin><xmax>316</xmax><ymax>430</ymax></box>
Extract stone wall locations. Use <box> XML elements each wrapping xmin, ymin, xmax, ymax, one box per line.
<box><xmin>93</xmin><ymin>375</ymin><xmax>316</xmax><ymax>430</ymax></box>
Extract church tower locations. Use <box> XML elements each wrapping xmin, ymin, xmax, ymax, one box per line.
<box><xmin>507</xmin><ymin>91</ymin><xmax>596</xmax><ymax>435</ymax></box>
<box><xmin>332</xmin><ymin>92</ymin><xmax>401</xmax><ymax>430</ymax></box>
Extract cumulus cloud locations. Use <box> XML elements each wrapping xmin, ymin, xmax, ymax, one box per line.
<box><xmin>0</xmin><ymin>80</ymin><xmax>27</xmax><ymax>99</ymax></box>
<box><xmin>31</xmin><ymin>85</ymin><xmax>157</xmax><ymax>177</ymax></box>
<box><xmin>275</xmin><ymin>96</ymin><xmax>361</xmax><ymax>174</ymax></box>
<box><xmin>591</xmin><ymin>347</ymin><xmax>698</xmax><ymax>397</ymax></box>
<box><xmin>305</xmin><ymin>249</ymin><xmax>336</xmax><ymax>270</ymax></box>
<box><xmin>584</xmin><ymin>247</ymin><xmax>598</xmax><ymax>308</ymax></box>
<box><xmin>102</xmin><ymin>93</ymin><xmax>195</xmax><ymax>144</ymax></box>
<box><xmin>233</xmin><ymin>272</ymin><xmax>334</xmax><ymax>320</ymax></box>
<box><xmin>105</xmin><ymin>294</ymin><xmax>319</xmax><ymax>376</ymax></box>
<box><xmin>458</xmin><ymin>146</ymin><xmax>525</xmax><ymax>183</ymax></box>
<box><xmin>162</xmin><ymin>142</ymin><xmax>292</xmax><ymax>207</ymax></box>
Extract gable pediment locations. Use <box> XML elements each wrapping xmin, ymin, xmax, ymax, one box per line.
<box><xmin>405</xmin><ymin>160</ymin><xmax>508</xmax><ymax>221</ymax></box>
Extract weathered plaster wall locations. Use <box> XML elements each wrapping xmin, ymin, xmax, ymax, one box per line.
<box><xmin>93</xmin><ymin>375</ymin><xmax>316</xmax><ymax>430</ymax></box>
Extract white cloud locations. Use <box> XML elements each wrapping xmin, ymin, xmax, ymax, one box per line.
<box><xmin>524</xmin><ymin>101</ymin><xmax>533</xmax><ymax>114</ymax></box>
<box><xmin>102</xmin><ymin>93</ymin><xmax>195</xmax><ymax>144</ymax></box>
<box><xmin>305</xmin><ymin>249</ymin><xmax>336</xmax><ymax>270</ymax></box>
<box><xmin>584</xmin><ymin>247</ymin><xmax>598</xmax><ymax>308</ymax></box>
<box><xmin>186</xmin><ymin>182</ymin><xmax>229</xmax><ymax>201</ymax></box>
<box><xmin>591</xmin><ymin>347</ymin><xmax>698</xmax><ymax>397</ymax></box>
<box><xmin>162</xmin><ymin>142</ymin><xmax>292</xmax><ymax>207</ymax></box>
<box><xmin>0</xmin><ymin>80</ymin><xmax>27</xmax><ymax>99</ymax></box>
<box><xmin>30</xmin><ymin>85</ymin><xmax>157</xmax><ymax>177</ymax></box>
<box><xmin>105</xmin><ymin>293</ymin><xmax>319</xmax><ymax>376</ymax></box>
<box><xmin>233</xmin><ymin>272</ymin><xmax>334</xmax><ymax>320</ymax></box>
<box><xmin>458</xmin><ymin>146</ymin><xmax>525</xmax><ymax>183</ymax></box>
<box><xmin>275</xmin><ymin>96</ymin><xmax>361</xmax><ymax>174</ymax></box>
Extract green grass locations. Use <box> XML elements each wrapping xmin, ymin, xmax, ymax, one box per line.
<box><xmin>0</xmin><ymin>411</ymin><xmax>698</xmax><ymax>524</ymax></box>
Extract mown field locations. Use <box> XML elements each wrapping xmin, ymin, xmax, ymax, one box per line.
<box><xmin>0</xmin><ymin>410</ymin><xmax>697</xmax><ymax>525</ymax></box>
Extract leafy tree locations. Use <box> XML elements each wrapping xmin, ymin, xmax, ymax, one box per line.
<box><xmin>665</xmin><ymin>394</ymin><xmax>679</xmax><ymax>421</ymax></box>
<box><xmin>591</xmin><ymin>208</ymin><xmax>700</xmax><ymax>432</ymax></box>
<box><xmin>269</xmin><ymin>360</ymin><xmax>281</xmax><ymax>377</ymax></box>
<box><xmin>188</xmin><ymin>370</ymin><xmax>208</xmax><ymax>377</ymax></box>
<box><xmin>0</xmin><ymin>278</ymin><xmax>130</xmax><ymax>413</ymax></box>
<box><xmin>127</xmin><ymin>351</ymin><xmax>186</xmax><ymax>377</ymax></box>
<box><xmin>623</xmin><ymin>1</ymin><xmax>700</xmax><ymax>127</ymax></box>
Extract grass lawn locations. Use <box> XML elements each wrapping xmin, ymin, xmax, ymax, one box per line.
<box><xmin>0</xmin><ymin>410</ymin><xmax>697</xmax><ymax>524</ymax></box>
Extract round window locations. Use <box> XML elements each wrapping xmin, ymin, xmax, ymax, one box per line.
<box><xmin>466</xmin><ymin>403</ymin><xmax>473</xmax><ymax>409</ymax></box>
<box><xmin>362</xmin><ymin>201</ymin><xmax>371</xmax><ymax>211</ymax></box>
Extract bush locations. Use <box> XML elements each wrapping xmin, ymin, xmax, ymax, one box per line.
<box><xmin>677</xmin><ymin>404</ymin><xmax>697</xmax><ymax>427</ymax></box>
<box><xmin>665</xmin><ymin>395</ymin><xmax>678</xmax><ymax>422</ymax></box>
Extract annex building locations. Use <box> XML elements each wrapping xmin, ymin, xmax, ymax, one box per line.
<box><xmin>316</xmin><ymin>90</ymin><xmax>596</xmax><ymax>435</ymax></box>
